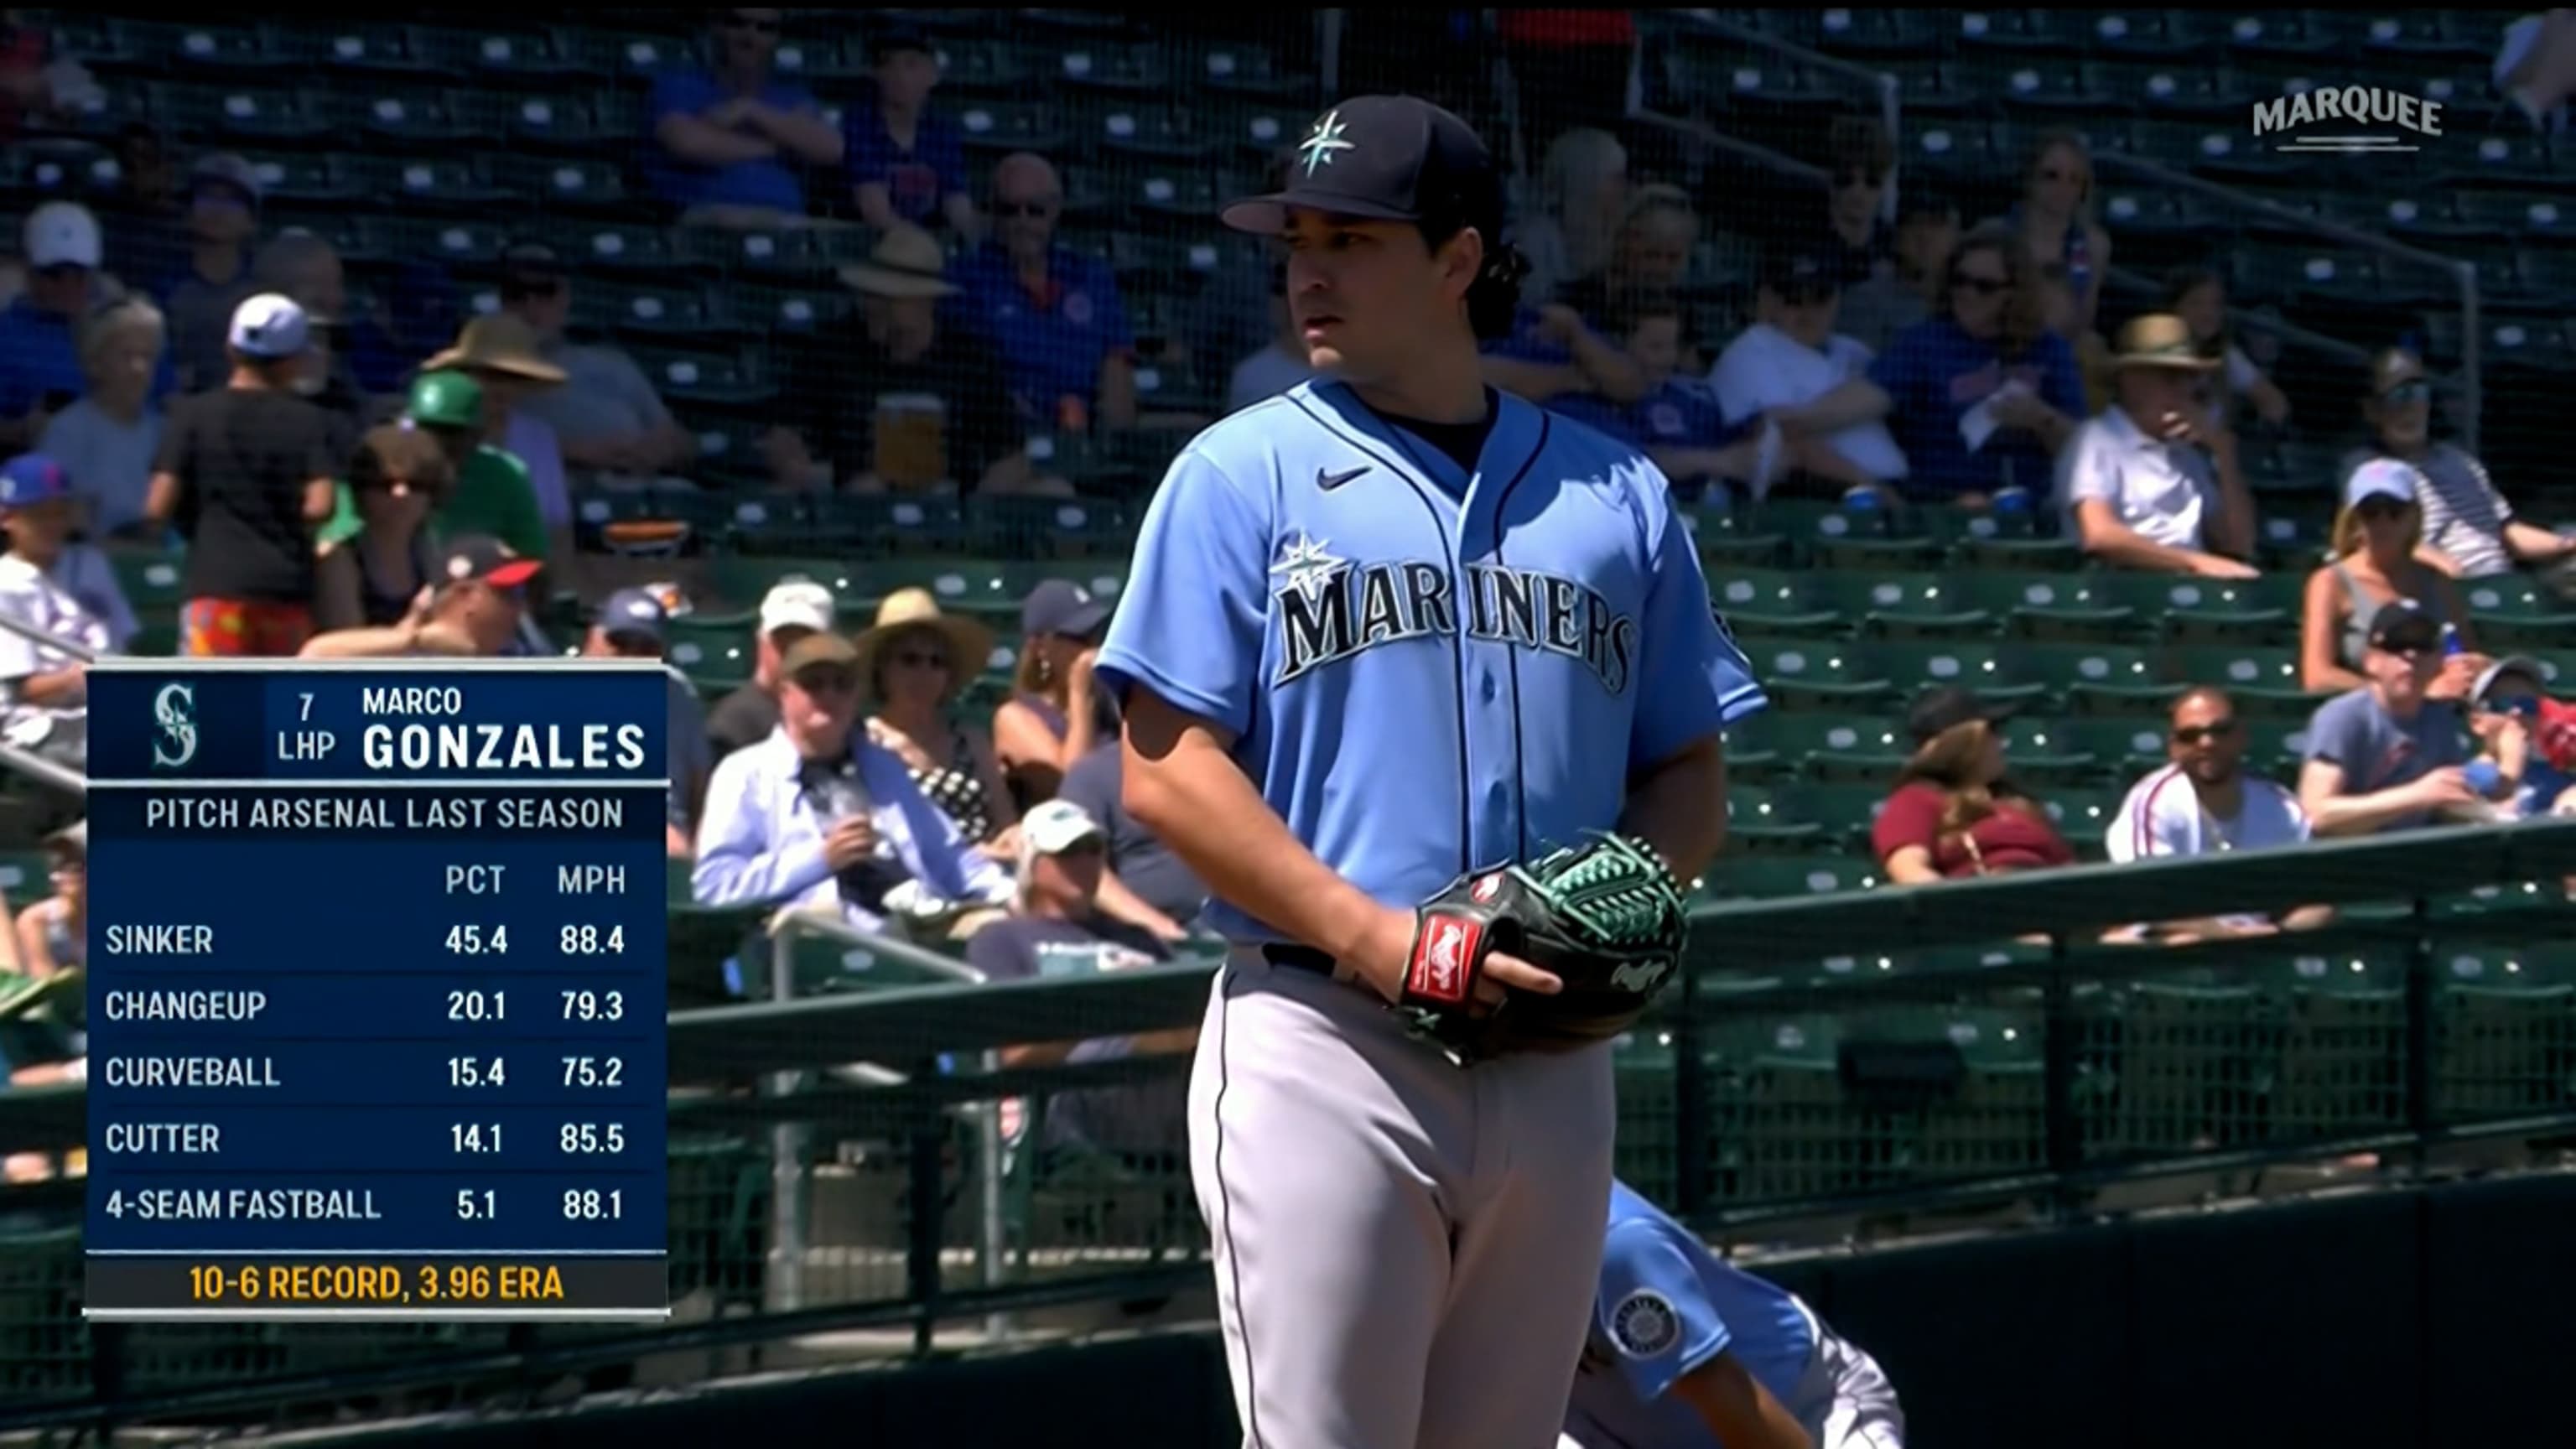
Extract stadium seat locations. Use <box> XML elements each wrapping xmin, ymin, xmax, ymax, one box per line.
<box><xmin>2162</xmin><ymin>645</ymin><xmax>2321</xmax><ymax>719</ymax></box>
<box><xmin>1735</xmin><ymin>638</ymin><xmax>1893</xmax><ymax>711</ymax></box>
<box><xmin>1725</xmin><ymin>782</ymin><xmax>1828</xmax><ymax>854</ymax></box>
<box><xmin>1707</xmin><ymin>854</ymin><xmax>1883</xmax><ymax>903</ymax></box>
<box><xmin>1954</xmin><ymin>9</ymin><xmax>2086</xmax><ymax>55</ymax></box>
<box><xmin>955</xmin><ymin>101</ymin><xmax>1068</xmax><ymax>159</ymax></box>
<box><xmin>2012</xmin><ymin>714</ymin><xmax>2167</xmax><ymax>782</ymax></box>
<box><xmin>2459</xmin><ymin>575</ymin><xmax>2576</xmax><ymax>652</ymax></box>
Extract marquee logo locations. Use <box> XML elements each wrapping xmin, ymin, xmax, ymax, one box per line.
<box><xmin>2253</xmin><ymin>85</ymin><xmax>2443</xmax><ymax>154</ymax></box>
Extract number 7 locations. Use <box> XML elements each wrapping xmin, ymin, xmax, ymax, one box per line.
<box><xmin>299</xmin><ymin>693</ymin><xmax>314</xmax><ymax>722</ymax></box>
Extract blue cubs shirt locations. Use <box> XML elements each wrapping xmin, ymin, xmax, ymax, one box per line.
<box><xmin>951</xmin><ymin>244</ymin><xmax>1134</xmax><ymax>423</ymax></box>
<box><xmin>1094</xmin><ymin>379</ymin><xmax>1766</xmax><ymax>944</ymax></box>
<box><xmin>643</xmin><ymin>67</ymin><xmax>818</xmax><ymax>214</ymax></box>
<box><xmin>1868</xmin><ymin>314</ymin><xmax>2085</xmax><ymax>501</ymax></box>
<box><xmin>1564</xmin><ymin>1180</ymin><xmax>1819</xmax><ymax>1449</ymax></box>
<box><xmin>842</xmin><ymin>101</ymin><xmax>967</xmax><ymax>227</ymax></box>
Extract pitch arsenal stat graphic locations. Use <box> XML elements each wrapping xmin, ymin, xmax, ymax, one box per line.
<box><xmin>81</xmin><ymin>659</ymin><xmax>671</xmax><ymax>1322</ymax></box>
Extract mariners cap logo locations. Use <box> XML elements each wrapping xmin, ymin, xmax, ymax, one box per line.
<box><xmin>1298</xmin><ymin>108</ymin><xmax>1354</xmax><ymax>177</ymax></box>
<box><xmin>1609</xmin><ymin>1288</ymin><xmax>1680</xmax><ymax>1358</ymax></box>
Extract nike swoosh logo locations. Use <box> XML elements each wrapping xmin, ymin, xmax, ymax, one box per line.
<box><xmin>1318</xmin><ymin>465</ymin><xmax>1371</xmax><ymax>491</ymax></box>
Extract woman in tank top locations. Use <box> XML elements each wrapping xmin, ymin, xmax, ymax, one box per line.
<box><xmin>992</xmin><ymin>579</ymin><xmax>1111</xmax><ymax>813</ymax></box>
<box><xmin>1999</xmin><ymin>129</ymin><xmax>2111</xmax><ymax>338</ymax></box>
<box><xmin>853</xmin><ymin>589</ymin><xmax>1020</xmax><ymax>860</ymax></box>
<box><xmin>2300</xmin><ymin>460</ymin><xmax>2483</xmax><ymax>694</ymax></box>
<box><xmin>15</xmin><ymin>820</ymin><xmax>83</xmax><ymax>980</ymax></box>
<box><xmin>313</xmin><ymin>423</ymin><xmax>449</xmax><ymax>632</ymax></box>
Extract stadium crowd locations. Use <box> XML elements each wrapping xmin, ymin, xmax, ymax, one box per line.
<box><xmin>1</xmin><ymin>7</ymin><xmax>2572</xmax><ymax>1187</ymax></box>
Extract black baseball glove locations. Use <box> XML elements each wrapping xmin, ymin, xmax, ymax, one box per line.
<box><xmin>1395</xmin><ymin>833</ymin><xmax>1690</xmax><ymax>1066</ymax></box>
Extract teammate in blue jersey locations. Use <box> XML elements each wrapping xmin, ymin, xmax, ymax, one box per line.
<box><xmin>1563</xmin><ymin>1180</ymin><xmax>1907</xmax><ymax>1449</ymax></box>
<box><xmin>1094</xmin><ymin>96</ymin><xmax>1766</xmax><ymax>1449</ymax></box>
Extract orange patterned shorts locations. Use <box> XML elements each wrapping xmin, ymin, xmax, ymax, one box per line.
<box><xmin>181</xmin><ymin>600</ymin><xmax>315</xmax><ymax>658</ymax></box>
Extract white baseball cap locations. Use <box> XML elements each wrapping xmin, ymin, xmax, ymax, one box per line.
<box><xmin>228</xmin><ymin>293</ymin><xmax>311</xmax><ymax>359</ymax></box>
<box><xmin>24</xmin><ymin>201</ymin><xmax>101</xmax><ymax>270</ymax></box>
<box><xmin>1021</xmin><ymin>799</ymin><xmax>1106</xmax><ymax>857</ymax></box>
<box><xmin>759</xmin><ymin>579</ymin><xmax>836</xmax><ymax>636</ymax></box>
<box><xmin>2344</xmin><ymin>457</ymin><xmax>2423</xmax><ymax>510</ymax></box>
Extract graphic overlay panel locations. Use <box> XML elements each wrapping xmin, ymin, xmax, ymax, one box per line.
<box><xmin>82</xmin><ymin>660</ymin><xmax>672</xmax><ymax>1322</ymax></box>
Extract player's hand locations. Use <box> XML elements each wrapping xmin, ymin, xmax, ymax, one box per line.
<box><xmin>1347</xmin><ymin>906</ymin><xmax>1563</xmax><ymax>1014</ymax></box>
<box><xmin>821</xmin><ymin>814</ymin><xmax>879</xmax><ymax>870</ymax></box>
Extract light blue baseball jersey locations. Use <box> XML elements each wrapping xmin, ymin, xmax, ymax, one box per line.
<box><xmin>1564</xmin><ymin>1180</ymin><xmax>1819</xmax><ymax>1449</ymax></box>
<box><xmin>1093</xmin><ymin>378</ymin><xmax>1766</xmax><ymax>943</ymax></box>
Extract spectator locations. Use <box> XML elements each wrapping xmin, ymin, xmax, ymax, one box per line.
<box><xmin>2033</xmin><ymin>260</ymin><xmax>2112</xmax><ymax>415</ymax></box>
<box><xmin>1057</xmin><ymin>725</ymin><xmax>1211</xmax><ymax>931</ymax></box>
<box><xmin>0</xmin><ymin>454</ymin><xmax>133</xmax><ymax>769</ymax></box>
<box><xmin>1517</xmin><ymin>127</ymin><xmax>1628</xmax><ymax>307</ymax></box>
<box><xmin>850</xmin><ymin>587</ymin><xmax>1016</xmax><ymax>859</ymax></box>
<box><xmin>693</xmin><ymin>631</ymin><xmax>1014</xmax><ymax>944</ymax></box>
<box><xmin>2104</xmin><ymin>687</ymin><xmax>2329</xmax><ymax>941</ymax></box>
<box><xmin>300</xmin><ymin>534</ymin><xmax>537</xmax><ymax>659</ymax></box>
<box><xmin>1484</xmin><ymin>187</ymin><xmax>1691</xmax><ymax>408</ymax></box>
<box><xmin>1810</xmin><ymin>115</ymin><xmax>1894</xmax><ymax>288</ymax></box>
<box><xmin>97</xmin><ymin>122</ymin><xmax>182</xmax><ymax>288</ymax></box>
<box><xmin>964</xmin><ymin>799</ymin><xmax>1194</xmax><ymax>1161</ymax></box>
<box><xmin>1837</xmin><ymin>187</ymin><xmax>1957</xmax><ymax>356</ymax></box>
<box><xmin>954</xmin><ymin>153</ymin><xmax>1138</xmax><ymax>431</ymax></box>
<box><xmin>0</xmin><ymin>203</ymin><xmax>106</xmax><ymax>453</ymax></box>
<box><xmin>582</xmin><ymin>587</ymin><xmax>714</xmax><ymax>859</ymax></box>
<box><xmin>2298</xmin><ymin>601</ymin><xmax>2499</xmax><ymax>837</ymax></box>
<box><xmin>1561</xmin><ymin>184</ymin><xmax>1697</xmax><ymax>330</ymax></box>
<box><xmin>496</xmin><ymin>242</ymin><xmax>696</xmax><ymax>482</ymax></box>
<box><xmin>2496</xmin><ymin>9</ymin><xmax>2576</xmax><ymax>132</ymax></box>
<box><xmin>2346</xmin><ymin>348</ymin><xmax>2576</xmax><ymax>580</ymax></box>
<box><xmin>1995</xmin><ymin>128</ymin><xmax>2111</xmax><ymax>336</ymax></box>
<box><xmin>2165</xmin><ymin>266</ymin><xmax>2290</xmax><ymax>429</ymax></box>
<box><xmin>707</xmin><ymin>578</ymin><xmax>838</xmax><ymax>761</ymax></box>
<box><xmin>768</xmin><ymin>230</ymin><xmax>1062</xmax><ymax>496</ymax></box>
<box><xmin>158</xmin><ymin>153</ymin><xmax>264</xmax><ymax>395</ymax></box>
<box><xmin>39</xmin><ymin>295</ymin><xmax>165</xmax><ymax>539</ymax></box>
<box><xmin>13</xmin><ymin>821</ymin><xmax>82</xmax><ymax>981</ymax></box>
<box><xmin>255</xmin><ymin>228</ymin><xmax>408</xmax><ymax>407</ymax></box>
<box><xmin>312</xmin><ymin>424</ymin><xmax>449</xmax><ymax>633</ymax></box>
<box><xmin>845</xmin><ymin>29</ymin><xmax>976</xmax><ymax>239</ymax></box>
<box><xmin>1553</xmin><ymin>293</ymin><xmax>1760</xmax><ymax>501</ymax></box>
<box><xmin>2059</xmin><ymin>314</ymin><xmax>2258</xmax><ymax>578</ymax></box>
<box><xmin>1227</xmin><ymin>263</ymin><xmax>1317</xmax><ymax>413</ymax></box>
<box><xmin>1791</xmin><ymin>226</ymin><xmax>2085</xmax><ymax>506</ymax></box>
<box><xmin>993</xmin><ymin>579</ymin><xmax>1109</xmax><ymax>812</ymax></box>
<box><xmin>0</xmin><ymin>11</ymin><xmax>65</xmax><ymax>145</ymax></box>
<box><xmin>1710</xmin><ymin>252</ymin><xmax>1907</xmax><ymax>499</ymax></box>
<box><xmin>645</xmin><ymin>8</ymin><xmax>844</xmax><ymax>227</ymax></box>
<box><xmin>2299</xmin><ymin>460</ymin><xmax>2481</xmax><ymax>694</ymax></box>
<box><xmin>2464</xmin><ymin>656</ymin><xmax>2576</xmax><ymax>818</ymax></box>
<box><xmin>421</xmin><ymin>314</ymin><xmax>572</xmax><ymax>543</ymax></box>
<box><xmin>1873</xmin><ymin>687</ymin><xmax>2076</xmax><ymax>884</ymax></box>
<box><xmin>146</xmin><ymin>294</ymin><xmax>337</xmax><ymax>657</ymax></box>
<box><xmin>404</xmin><ymin>371</ymin><xmax>550</xmax><ymax>571</ymax></box>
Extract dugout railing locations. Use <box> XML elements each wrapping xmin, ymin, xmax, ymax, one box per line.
<box><xmin>3</xmin><ymin>818</ymin><xmax>2575</xmax><ymax>1433</ymax></box>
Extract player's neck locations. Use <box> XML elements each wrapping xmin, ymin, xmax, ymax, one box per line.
<box><xmin>1345</xmin><ymin>352</ymin><xmax>1488</xmax><ymax>426</ymax></box>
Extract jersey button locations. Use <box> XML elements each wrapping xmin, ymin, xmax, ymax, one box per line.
<box><xmin>1479</xmin><ymin>675</ymin><xmax>1498</xmax><ymax>703</ymax></box>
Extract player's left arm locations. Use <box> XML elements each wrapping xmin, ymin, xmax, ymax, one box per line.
<box><xmin>1670</xmin><ymin>1355</ymin><xmax>1814</xmax><ymax>1449</ymax></box>
<box><xmin>1618</xmin><ymin>469</ymin><xmax>1767</xmax><ymax>883</ymax></box>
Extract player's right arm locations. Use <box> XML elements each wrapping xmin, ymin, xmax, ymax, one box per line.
<box><xmin>1101</xmin><ymin>449</ymin><xmax>1559</xmax><ymax>1005</ymax></box>
<box><xmin>1669</xmin><ymin>1356</ymin><xmax>1813</xmax><ymax>1449</ymax></box>
<box><xmin>1594</xmin><ymin>1221</ymin><xmax>1811</xmax><ymax>1449</ymax></box>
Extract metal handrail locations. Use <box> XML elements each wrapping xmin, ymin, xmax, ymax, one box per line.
<box><xmin>2092</xmin><ymin>151</ymin><xmax>2484</xmax><ymax>454</ymax></box>
<box><xmin>1675</xmin><ymin>9</ymin><xmax>1903</xmax><ymax>221</ymax></box>
<box><xmin>0</xmin><ymin>615</ymin><xmax>95</xmax><ymax>796</ymax></box>
<box><xmin>0</xmin><ymin>611</ymin><xmax>96</xmax><ymax>666</ymax></box>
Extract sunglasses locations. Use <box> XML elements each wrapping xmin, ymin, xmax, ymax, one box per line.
<box><xmin>2173</xmin><ymin>719</ymin><xmax>2240</xmax><ymax>745</ymax></box>
<box><xmin>2381</xmin><ymin>380</ymin><xmax>2431</xmax><ymax>405</ymax></box>
<box><xmin>793</xmin><ymin>668</ymin><xmax>860</xmax><ymax>695</ymax></box>
<box><xmin>995</xmin><ymin>200</ymin><xmax>1058</xmax><ymax>218</ymax></box>
<box><xmin>34</xmin><ymin>263</ymin><xmax>91</xmax><ymax>282</ymax></box>
<box><xmin>891</xmin><ymin>648</ymin><xmax>950</xmax><ymax>670</ymax></box>
<box><xmin>2355</xmin><ymin>497</ymin><xmax>2412</xmax><ymax>521</ymax></box>
<box><xmin>1952</xmin><ymin>274</ymin><xmax>2009</xmax><ymax>295</ymax></box>
<box><xmin>2490</xmin><ymin>694</ymin><xmax>2542</xmax><ymax>717</ymax></box>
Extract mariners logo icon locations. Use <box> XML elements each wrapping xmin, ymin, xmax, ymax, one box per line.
<box><xmin>1609</xmin><ymin>1288</ymin><xmax>1680</xmax><ymax>1358</ymax></box>
<box><xmin>152</xmin><ymin>682</ymin><xmax>200</xmax><ymax>770</ymax></box>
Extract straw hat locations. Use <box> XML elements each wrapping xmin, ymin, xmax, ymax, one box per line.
<box><xmin>837</xmin><ymin>227</ymin><xmax>958</xmax><ymax>299</ymax></box>
<box><xmin>852</xmin><ymin>588</ymin><xmax>995</xmax><ymax>703</ymax></box>
<box><xmin>2108</xmin><ymin>313</ymin><xmax>2219</xmax><ymax>371</ymax></box>
<box><xmin>423</xmin><ymin>312</ymin><xmax>569</xmax><ymax>384</ymax></box>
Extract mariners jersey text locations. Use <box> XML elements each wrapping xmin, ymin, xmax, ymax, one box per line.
<box><xmin>1271</xmin><ymin>537</ymin><xmax>1639</xmax><ymax>694</ymax></box>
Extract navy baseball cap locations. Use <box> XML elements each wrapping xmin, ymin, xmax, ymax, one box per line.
<box><xmin>596</xmin><ymin>587</ymin><xmax>669</xmax><ymax>646</ymax></box>
<box><xmin>1221</xmin><ymin>95</ymin><xmax>1506</xmax><ymax>240</ymax></box>
<box><xmin>1021</xmin><ymin>579</ymin><xmax>1110</xmax><ymax>641</ymax></box>
<box><xmin>0</xmin><ymin>454</ymin><xmax>70</xmax><ymax>510</ymax></box>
